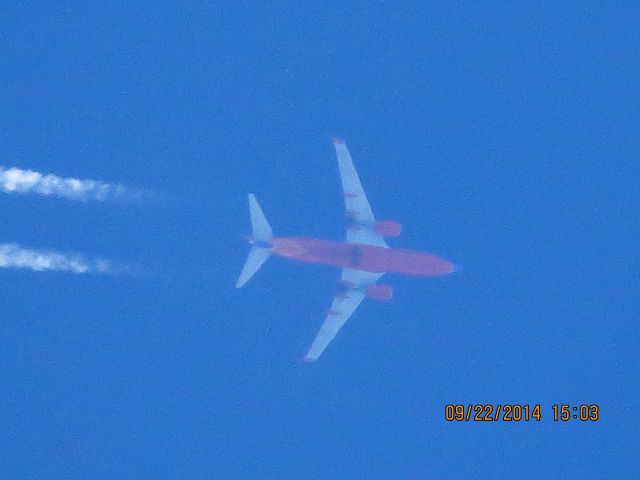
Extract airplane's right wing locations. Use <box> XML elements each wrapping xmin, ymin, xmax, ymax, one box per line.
<box><xmin>304</xmin><ymin>267</ymin><xmax>384</xmax><ymax>362</ymax></box>
<box><xmin>333</xmin><ymin>139</ymin><xmax>388</xmax><ymax>248</ymax></box>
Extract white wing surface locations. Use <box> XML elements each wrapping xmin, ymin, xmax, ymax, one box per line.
<box><xmin>333</xmin><ymin>139</ymin><xmax>388</xmax><ymax>247</ymax></box>
<box><xmin>235</xmin><ymin>246</ymin><xmax>271</xmax><ymax>288</ymax></box>
<box><xmin>304</xmin><ymin>268</ymin><xmax>384</xmax><ymax>362</ymax></box>
<box><xmin>248</xmin><ymin>193</ymin><xmax>272</xmax><ymax>241</ymax></box>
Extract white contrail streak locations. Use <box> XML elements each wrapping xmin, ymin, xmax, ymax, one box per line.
<box><xmin>0</xmin><ymin>243</ymin><xmax>120</xmax><ymax>274</ymax></box>
<box><xmin>0</xmin><ymin>166</ymin><xmax>148</xmax><ymax>202</ymax></box>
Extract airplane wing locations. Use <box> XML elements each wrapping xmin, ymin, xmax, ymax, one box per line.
<box><xmin>304</xmin><ymin>268</ymin><xmax>384</xmax><ymax>362</ymax></box>
<box><xmin>333</xmin><ymin>138</ymin><xmax>388</xmax><ymax>248</ymax></box>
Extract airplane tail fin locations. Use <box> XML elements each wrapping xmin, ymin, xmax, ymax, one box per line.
<box><xmin>236</xmin><ymin>194</ymin><xmax>273</xmax><ymax>288</ymax></box>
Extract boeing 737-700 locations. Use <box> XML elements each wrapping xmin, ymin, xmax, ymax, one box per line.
<box><xmin>237</xmin><ymin>139</ymin><xmax>456</xmax><ymax>362</ymax></box>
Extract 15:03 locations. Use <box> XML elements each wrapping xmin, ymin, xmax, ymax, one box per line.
<box><xmin>552</xmin><ymin>404</ymin><xmax>599</xmax><ymax>421</ymax></box>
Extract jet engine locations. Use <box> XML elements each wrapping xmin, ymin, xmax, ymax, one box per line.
<box><xmin>374</xmin><ymin>220</ymin><xmax>402</xmax><ymax>237</ymax></box>
<box><xmin>366</xmin><ymin>284</ymin><xmax>393</xmax><ymax>301</ymax></box>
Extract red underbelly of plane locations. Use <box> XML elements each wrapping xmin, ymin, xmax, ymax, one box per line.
<box><xmin>271</xmin><ymin>237</ymin><xmax>453</xmax><ymax>276</ymax></box>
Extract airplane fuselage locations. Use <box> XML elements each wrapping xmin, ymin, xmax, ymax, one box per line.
<box><xmin>269</xmin><ymin>236</ymin><xmax>453</xmax><ymax>276</ymax></box>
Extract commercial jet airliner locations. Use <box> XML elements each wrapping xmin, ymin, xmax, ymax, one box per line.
<box><xmin>236</xmin><ymin>139</ymin><xmax>457</xmax><ymax>362</ymax></box>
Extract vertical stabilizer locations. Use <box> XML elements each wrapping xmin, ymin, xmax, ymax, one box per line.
<box><xmin>236</xmin><ymin>194</ymin><xmax>273</xmax><ymax>288</ymax></box>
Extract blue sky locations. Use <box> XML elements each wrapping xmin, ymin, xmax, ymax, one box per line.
<box><xmin>2</xmin><ymin>3</ymin><xmax>638</xmax><ymax>478</ymax></box>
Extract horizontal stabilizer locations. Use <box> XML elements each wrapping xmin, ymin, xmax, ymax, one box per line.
<box><xmin>236</xmin><ymin>246</ymin><xmax>271</xmax><ymax>288</ymax></box>
<box><xmin>249</xmin><ymin>193</ymin><xmax>272</xmax><ymax>241</ymax></box>
<box><xmin>236</xmin><ymin>194</ymin><xmax>274</xmax><ymax>288</ymax></box>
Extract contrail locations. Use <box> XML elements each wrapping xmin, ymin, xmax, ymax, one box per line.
<box><xmin>0</xmin><ymin>243</ymin><xmax>123</xmax><ymax>274</ymax></box>
<box><xmin>0</xmin><ymin>166</ymin><xmax>150</xmax><ymax>202</ymax></box>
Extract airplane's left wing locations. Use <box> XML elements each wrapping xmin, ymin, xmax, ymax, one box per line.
<box><xmin>304</xmin><ymin>268</ymin><xmax>383</xmax><ymax>362</ymax></box>
<box><xmin>333</xmin><ymin>138</ymin><xmax>388</xmax><ymax>248</ymax></box>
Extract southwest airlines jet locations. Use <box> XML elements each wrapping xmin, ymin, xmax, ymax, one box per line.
<box><xmin>237</xmin><ymin>139</ymin><xmax>456</xmax><ymax>362</ymax></box>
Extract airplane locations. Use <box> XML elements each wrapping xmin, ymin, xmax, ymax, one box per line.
<box><xmin>236</xmin><ymin>139</ymin><xmax>457</xmax><ymax>362</ymax></box>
